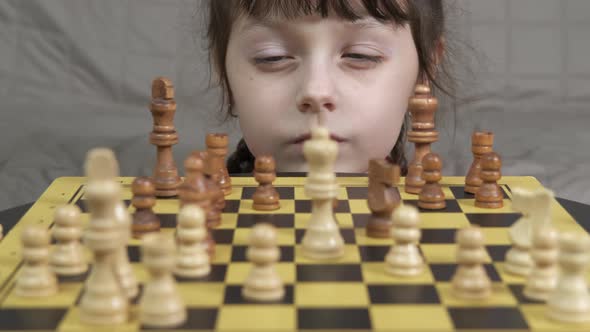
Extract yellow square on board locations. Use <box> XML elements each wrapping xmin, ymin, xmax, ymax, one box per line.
<box><xmin>420</xmin><ymin>213</ymin><xmax>470</xmax><ymax>229</ymax></box>
<box><xmin>232</xmin><ymin>228</ymin><xmax>295</xmax><ymax>246</ymax></box>
<box><xmin>335</xmin><ymin>213</ymin><xmax>354</xmax><ymax>228</ymax></box>
<box><xmin>58</xmin><ymin>307</ymin><xmax>139</xmax><ymax>332</ymax></box>
<box><xmin>296</xmin><ymin>283</ymin><xmax>369</xmax><ymax>307</ymax></box>
<box><xmin>349</xmin><ymin>199</ymin><xmax>371</xmax><ymax>213</ymax></box>
<box><xmin>457</xmin><ymin>199</ymin><xmax>513</xmax><ymax>213</ymax></box>
<box><xmin>295</xmin><ymin>245</ymin><xmax>360</xmax><ymax>264</ymax></box>
<box><xmin>436</xmin><ymin>282</ymin><xmax>518</xmax><ymax>306</ymax></box>
<box><xmin>152</xmin><ymin>199</ymin><xmax>179</xmax><ymax>214</ymax></box>
<box><xmin>480</xmin><ymin>227</ymin><xmax>511</xmax><ymax>245</ymax></box>
<box><xmin>217</xmin><ymin>305</ymin><xmax>296</xmax><ymax>331</ymax></box>
<box><xmin>371</xmin><ymin>305</ymin><xmax>453</xmax><ymax>331</ymax></box>
<box><xmin>226</xmin><ymin>187</ymin><xmax>243</xmax><ymax>200</ymax></box>
<box><xmin>225</xmin><ymin>262</ymin><xmax>295</xmax><ymax>284</ymax></box>
<box><xmin>494</xmin><ymin>262</ymin><xmax>527</xmax><ymax>284</ymax></box>
<box><xmin>238</xmin><ymin>200</ymin><xmax>295</xmax><ymax>214</ymax></box>
<box><xmin>211</xmin><ymin>245</ymin><xmax>232</xmax><ymax>264</ymax></box>
<box><xmin>218</xmin><ymin>213</ymin><xmax>238</xmax><ymax>229</ymax></box>
<box><xmin>362</xmin><ymin>262</ymin><xmax>434</xmax><ymax>284</ymax></box>
<box><xmin>520</xmin><ymin>304</ymin><xmax>590</xmax><ymax>331</ymax></box>
<box><xmin>354</xmin><ymin>229</ymin><xmax>393</xmax><ymax>246</ymax></box>
<box><xmin>2</xmin><ymin>282</ymin><xmax>83</xmax><ymax>308</ymax></box>
<box><xmin>177</xmin><ymin>283</ymin><xmax>225</xmax><ymax>306</ymax></box>
<box><xmin>420</xmin><ymin>244</ymin><xmax>492</xmax><ymax>264</ymax></box>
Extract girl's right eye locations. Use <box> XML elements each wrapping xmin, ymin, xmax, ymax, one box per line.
<box><xmin>253</xmin><ymin>55</ymin><xmax>290</xmax><ymax>64</ymax></box>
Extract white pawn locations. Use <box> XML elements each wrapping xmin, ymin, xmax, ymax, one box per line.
<box><xmin>242</xmin><ymin>223</ymin><xmax>284</xmax><ymax>302</ymax></box>
<box><xmin>451</xmin><ymin>226</ymin><xmax>491</xmax><ymax>300</ymax></box>
<box><xmin>15</xmin><ymin>225</ymin><xmax>58</xmax><ymax>297</ymax></box>
<box><xmin>385</xmin><ymin>205</ymin><xmax>424</xmax><ymax>276</ymax></box>
<box><xmin>523</xmin><ymin>226</ymin><xmax>559</xmax><ymax>301</ymax></box>
<box><xmin>174</xmin><ymin>204</ymin><xmax>210</xmax><ymax>278</ymax></box>
<box><xmin>140</xmin><ymin>233</ymin><xmax>186</xmax><ymax>328</ymax></box>
<box><xmin>546</xmin><ymin>232</ymin><xmax>590</xmax><ymax>323</ymax></box>
<box><xmin>50</xmin><ymin>204</ymin><xmax>88</xmax><ymax>276</ymax></box>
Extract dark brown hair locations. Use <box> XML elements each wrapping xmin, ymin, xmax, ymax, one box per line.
<box><xmin>205</xmin><ymin>0</ymin><xmax>454</xmax><ymax>174</ymax></box>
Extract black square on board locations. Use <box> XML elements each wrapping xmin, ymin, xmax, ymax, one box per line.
<box><xmin>486</xmin><ymin>245</ymin><xmax>511</xmax><ymax>262</ymax></box>
<box><xmin>158</xmin><ymin>214</ymin><xmax>177</xmax><ymax>228</ymax></box>
<box><xmin>298</xmin><ymin>308</ymin><xmax>371</xmax><ymax>330</ymax></box>
<box><xmin>175</xmin><ymin>264</ymin><xmax>227</xmax><ymax>282</ymax></box>
<box><xmin>141</xmin><ymin>308</ymin><xmax>218</xmax><ymax>330</ymax></box>
<box><xmin>358</xmin><ymin>245</ymin><xmax>392</xmax><ymax>262</ymax></box>
<box><xmin>222</xmin><ymin>200</ymin><xmax>240</xmax><ymax>213</ymax></box>
<box><xmin>295</xmin><ymin>229</ymin><xmax>356</xmax><ymax>244</ymax></box>
<box><xmin>450</xmin><ymin>186</ymin><xmax>509</xmax><ymax>199</ymax></box>
<box><xmin>421</xmin><ymin>229</ymin><xmax>457</xmax><ymax>244</ymax></box>
<box><xmin>430</xmin><ymin>263</ymin><xmax>501</xmax><ymax>282</ymax></box>
<box><xmin>352</xmin><ymin>214</ymin><xmax>371</xmax><ymax>228</ymax></box>
<box><xmin>76</xmin><ymin>198</ymin><xmax>130</xmax><ymax>213</ymax></box>
<box><xmin>295</xmin><ymin>200</ymin><xmax>350</xmax><ymax>213</ymax></box>
<box><xmin>212</xmin><ymin>229</ymin><xmax>234</xmax><ymax>244</ymax></box>
<box><xmin>236</xmin><ymin>214</ymin><xmax>294</xmax><ymax>228</ymax></box>
<box><xmin>241</xmin><ymin>186</ymin><xmax>294</xmax><ymax>199</ymax></box>
<box><xmin>448</xmin><ymin>308</ymin><xmax>528</xmax><ymax>330</ymax></box>
<box><xmin>466</xmin><ymin>213</ymin><xmax>521</xmax><ymax>228</ymax></box>
<box><xmin>0</xmin><ymin>309</ymin><xmax>67</xmax><ymax>330</ymax></box>
<box><xmin>368</xmin><ymin>285</ymin><xmax>440</xmax><ymax>304</ymax></box>
<box><xmin>403</xmin><ymin>199</ymin><xmax>462</xmax><ymax>213</ymax></box>
<box><xmin>231</xmin><ymin>246</ymin><xmax>294</xmax><ymax>262</ymax></box>
<box><xmin>127</xmin><ymin>245</ymin><xmax>141</xmax><ymax>262</ymax></box>
<box><xmin>296</xmin><ymin>264</ymin><xmax>363</xmax><ymax>282</ymax></box>
<box><xmin>346</xmin><ymin>187</ymin><xmax>369</xmax><ymax>199</ymax></box>
<box><xmin>223</xmin><ymin>285</ymin><xmax>294</xmax><ymax>304</ymax></box>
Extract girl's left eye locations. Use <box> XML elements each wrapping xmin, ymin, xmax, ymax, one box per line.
<box><xmin>343</xmin><ymin>53</ymin><xmax>383</xmax><ymax>63</ymax></box>
<box><xmin>254</xmin><ymin>56</ymin><xmax>290</xmax><ymax>64</ymax></box>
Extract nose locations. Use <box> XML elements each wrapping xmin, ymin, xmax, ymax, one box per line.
<box><xmin>295</xmin><ymin>66</ymin><xmax>337</xmax><ymax>114</ymax></box>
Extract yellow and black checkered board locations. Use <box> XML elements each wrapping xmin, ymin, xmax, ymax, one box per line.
<box><xmin>0</xmin><ymin>175</ymin><xmax>589</xmax><ymax>331</ymax></box>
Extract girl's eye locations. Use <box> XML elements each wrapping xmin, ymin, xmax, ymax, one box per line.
<box><xmin>343</xmin><ymin>53</ymin><xmax>383</xmax><ymax>63</ymax></box>
<box><xmin>254</xmin><ymin>56</ymin><xmax>290</xmax><ymax>64</ymax></box>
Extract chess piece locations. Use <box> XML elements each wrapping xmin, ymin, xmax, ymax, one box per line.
<box><xmin>140</xmin><ymin>233</ymin><xmax>187</xmax><ymax>328</ymax></box>
<box><xmin>523</xmin><ymin>226</ymin><xmax>559</xmax><ymax>301</ymax></box>
<box><xmin>451</xmin><ymin>226</ymin><xmax>492</xmax><ymax>300</ymax></box>
<box><xmin>242</xmin><ymin>223</ymin><xmax>285</xmax><ymax>302</ymax></box>
<box><xmin>475</xmin><ymin>152</ymin><xmax>503</xmax><ymax>208</ymax></box>
<box><xmin>15</xmin><ymin>225</ymin><xmax>58</xmax><ymax>297</ymax></box>
<box><xmin>418</xmin><ymin>153</ymin><xmax>445</xmax><ymax>210</ymax></box>
<box><xmin>50</xmin><ymin>204</ymin><xmax>88</xmax><ymax>276</ymax></box>
<box><xmin>206</xmin><ymin>133</ymin><xmax>232</xmax><ymax>196</ymax></box>
<box><xmin>84</xmin><ymin>148</ymin><xmax>138</xmax><ymax>300</ymax></box>
<box><xmin>504</xmin><ymin>187</ymin><xmax>554</xmax><ymax>276</ymax></box>
<box><xmin>252</xmin><ymin>155</ymin><xmax>280</xmax><ymax>211</ymax></box>
<box><xmin>196</xmin><ymin>150</ymin><xmax>224</xmax><ymax>228</ymax></box>
<box><xmin>385</xmin><ymin>204</ymin><xmax>424</xmax><ymax>276</ymax></box>
<box><xmin>131</xmin><ymin>176</ymin><xmax>160</xmax><ymax>238</ymax></box>
<box><xmin>150</xmin><ymin>77</ymin><xmax>182</xmax><ymax>197</ymax></box>
<box><xmin>465</xmin><ymin>131</ymin><xmax>494</xmax><ymax>194</ymax></box>
<box><xmin>79</xmin><ymin>160</ymin><xmax>128</xmax><ymax>325</ymax></box>
<box><xmin>174</xmin><ymin>204</ymin><xmax>210</xmax><ymax>278</ymax></box>
<box><xmin>301</xmin><ymin>125</ymin><xmax>345</xmax><ymax>260</ymax></box>
<box><xmin>366</xmin><ymin>159</ymin><xmax>401</xmax><ymax>238</ymax></box>
<box><xmin>405</xmin><ymin>81</ymin><xmax>439</xmax><ymax>194</ymax></box>
<box><xmin>546</xmin><ymin>232</ymin><xmax>590</xmax><ymax>323</ymax></box>
<box><xmin>180</xmin><ymin>153</ymin><xmax>215</xmax><ymax>257</ymax></box>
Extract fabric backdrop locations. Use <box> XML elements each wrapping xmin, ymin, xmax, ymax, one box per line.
<box><xmin>0</xmin><ymin>0</ymin><xmax>589</xmax><ymax>211</ymax></box>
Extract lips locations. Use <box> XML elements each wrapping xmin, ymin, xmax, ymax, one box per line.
<box><xmin>289</xmin><ymin>133</ymin><xmax>346</xmax><ymax>144</ymax></box>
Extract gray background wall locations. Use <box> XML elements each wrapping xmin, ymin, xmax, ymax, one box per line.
<box><xmin>0</xmin><ymin>0</ymin><xmax>589</xmax><ymax>211</ymax></box>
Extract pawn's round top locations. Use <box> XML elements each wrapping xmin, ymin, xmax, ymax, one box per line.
<box><xmin>392</xmin><ymin>205</ymin><xmax>420</xmax><ymax>228</ymax></box>
<box><xmin>184</xmin><ymin>153</ymin><xmax>205</xmax><ymax>172</ymax></box>
<box><xmin>206</xmin><ymin>133</ymin><xmax>229</xmax><ymax>148</ymax></box>
<box><xmin>481</xmin><ymin>152</ymin><xmax>502</xmax><ymax>171</ymax></box>
<box><xmin>250</xmin><ymin>223</ymin><xmax>277</xmax><ymax>247</ymax></box>
<box><xmin>559</xmin><ymin>232</ymin><xmax>590</xmax><ymax>253</ymax></box>
<box><xmin>255</xmin><ymin>155</ymin><xmax>276</xmax><ymax>172</ymax></box>
<box><xmin>532</xmin><ymin>227</ymin><xmax>559</xmax><ymax>249</ymax></box>
<box><xmin>22</xmin><ymin>225</ymin><xmax>50</xmax><ymax>247</ymax></box>
<box><xmin>456</xmin><ymin>226</ymin><xmax>485</xmax><ymax>248</ymax></box>
<box><xmin>178</xmin><ymin>204</ymin><xmax>205</xmax><ymax>228</ymax></box>
<box><xmin>132</xmin><ymin>176</ymin><xmax>155</xmax><ymax>196</ymax></box>
<box><xmin>422</xmin><ymin>153</ymin><xmax>442</xmax><ymax>171</ymax></box>
<box><xmin>54</xmin><ymin>204</ymin><xmax>81</xmax><ymax>226</ymax></box>
<box><xmin>142</xmin><ymin>233</ymin><xmax>175</xmax><ymax>257</ymax></box>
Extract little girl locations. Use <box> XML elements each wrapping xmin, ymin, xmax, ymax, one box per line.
<box><xmin>204</xmin><ymin>0</ymin><xmax>452</xmax><ymax>175</ymax></box>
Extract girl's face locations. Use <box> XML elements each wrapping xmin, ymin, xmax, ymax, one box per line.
<box><xmin>225</xmin><ymin>13</ymin><xmax>419</xmax><ymax>172</ymax></box>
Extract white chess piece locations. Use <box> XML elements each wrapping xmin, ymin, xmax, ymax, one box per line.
<box><xmin>546</xmin><ymin>232</ymin><xmax>590</xmax><ymax>323</ymax></box>
<box><xmin>15</xmin><ymin>226</ymin><xmax>58</xmax><ymax>297</ymax></box>
<box><xmin>50</xmin><ymin>204</ymin><xmax>88</xmax><ymax>276</ymax></box>
<box><xmin>385</xmin><ymin>205</ymin><xmax>424</xmax><ymax>276</ymax></box>
<box><xmin>451</xmin><ymin>226</ymin><xmax>492</xmax><ymax>300</ymax></box>
<box><xmin>174</xmin><ymin>204</ymin><xmax>210</xmax><ymax>278</ymax></box>
<box><xmin>523</xmin><ymin>226</ymin><xmax>558</xmax><ymax>301</ymax></box>
<box><xmin>301</xmin><ymin>126</ymin><xmax>344</xmax><ymax>260</ymax></box>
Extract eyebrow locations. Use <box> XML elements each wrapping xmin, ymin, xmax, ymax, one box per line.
<box><xmin>240</xmin><ymin>17</ymin><xmax>393</xmax><ymax>33</ymax></box>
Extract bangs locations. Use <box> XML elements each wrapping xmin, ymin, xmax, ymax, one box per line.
<box><xmin>237</xmin><ymin>0</ymin><xmax>411</xmax><ymax>24</ymax></box>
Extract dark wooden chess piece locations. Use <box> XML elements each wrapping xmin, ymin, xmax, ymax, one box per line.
<box><xmin>206</xmin><ymin>133</ymin><xmax>232</xmax><ymax>196</ymax></box>
<box><xmin>252</xmin><ymin>155</ymin><xmax>280</xmax><ymax>211</ymax></box>
<box><xmin>366</xmin><ymin>159</ymin><xmax>401</xmax><ymax>238</ymax></box>
<box><xmin>418</xmin><ymin>153</ymin><xmax>446</xmax><ymax>210</ymax></box>
<box><xmin>465</xmin><ymin>131</ymin><xmax>494</xmax><ymax>194</ymax></box>
<box><xmin>475</xmin><ymin>152</ymin><xmax>504</xmax><ymax>209</ymax></box>
<box><xmin>131</xmin><ymin>177</ymin><xmax>160</xmax><ymax>238</ymax></box>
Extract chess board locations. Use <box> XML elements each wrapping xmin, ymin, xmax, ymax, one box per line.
<box><xmin>0</xmin><ymin>175</ymin><xmax>589</xmax><ymax>332</ymax></box>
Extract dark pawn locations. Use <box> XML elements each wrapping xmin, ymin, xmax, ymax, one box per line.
<box><xmin>465</xmin><ymin>131</ymin><xmax>494</xmax><ymax>194</ymax></box>
<box><xmin>418</xmin><ymin>153</ymin><xmax>446</xmax><ymax>210</ymax></box>
<box><xmin>252</xmin><ymin>156</ymin><xmax>280</xmax><ymax>211</ymax></box>
<box><xmin>131</xmin><ymin>177</ymin><xmax>160</xmax><ymax>238</ymax></box>
<box><xmin>475</xmin><ymin>152</ymin><xmax>503</xmax><ymax>209</ymax></box>
<box><xmin>194</xmin><ymin>150</ymin><xmax>223</xmax><ymax>229</ymax></box>
<box><xmin>180</xmin><ymin>153</ymin><xmax>215</xmax><ymax>257</ymax></box>
<box><xmin>366</xmin><ymin>159</ymin><xmax>401</xmax><ymax>238</ymax></box>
